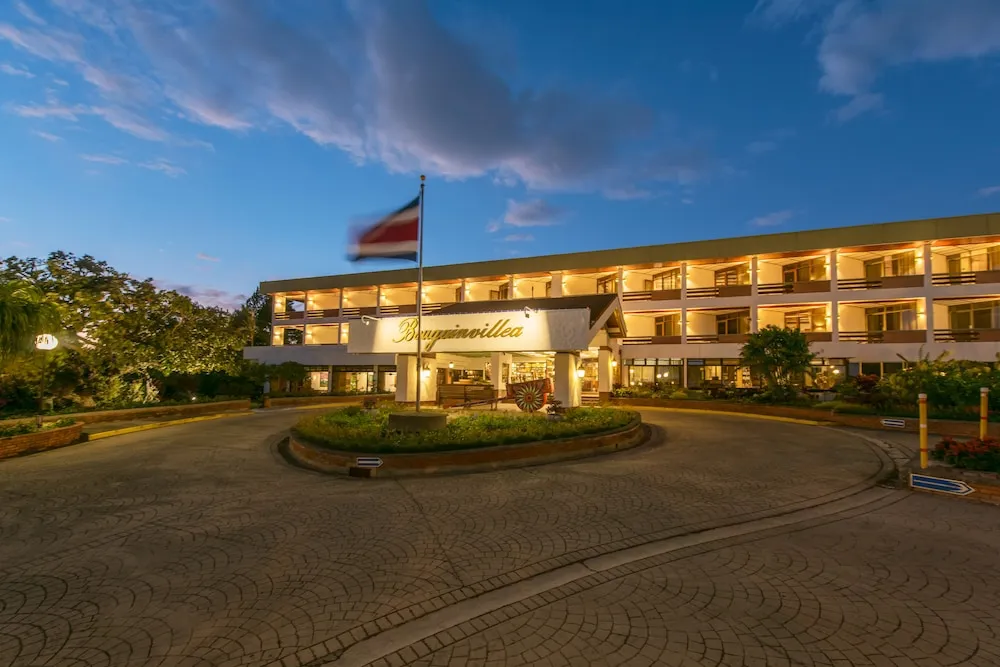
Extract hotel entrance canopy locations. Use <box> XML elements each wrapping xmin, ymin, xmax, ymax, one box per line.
<box><xmin>348</xmin><ymin>294</ymin><xmax>626</xmax><ymax>355</ymax></box>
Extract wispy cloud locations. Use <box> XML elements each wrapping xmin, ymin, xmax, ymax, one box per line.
<box><xmin>0</xmin><ymin>216</ymin><xmax>11</xmax><ymax>223</ymax></box>
<box><xmin>503</xmin><ymin>199</ymin><xmax>566</xmax><ymax>227</ymax></box>
<box><xmin>10</xmin><ymin>102</ymin><xmax>85</xmax><ymax>120</ymax></box>
<box><xmin>0</xmin><ymin>0</ymin><xmax>707</xmax><ymax>192</ymax></box>
<box><xmin>196</xmin><ymin>253</ymin><xmax>220</xmax><ymax>262</ymax></box>
<box><xmin>503</xmin><ymin>234</ymin><xmax>534</xmax><ymax>242</ymax></box>
<box><xmin>752</xmin><ymin>0</ymin><xmax>1000</xmax><ymax>121</ymax></box>
<box><xmin>80</xmin><ymin>153</ymin><xmax>128</xmax><ymax>165</ymax></box>
<box><xmin>749</xmin><ymin>209</ymin><xmax>796</xmax><ymax>227</ymax></box>
<box><xmin>139</xmin><ymin>158</ymin><xmax>186</xmax><ymax>177</ymax></box>
<box><xmin>156</xmin><ymin>281</ymin><xmax>246</xmax><ymax>311</ymax></box>
<box><xmin>746</xmin><ymin>128</ymin><xmax>796</xmax><ymax>154</ymax></box>
<box><xmin>603</xmin><ymin>185</ymin><xmax>653</xmax><ymax>201</ymax></box>
<box><xmin>31</xmin><ymin>130</ymin><xmax>61</xmax><ymax>141</ymax></box>
<box><xmin>0</xmin><ymin>62</ymin><xmax>34</xmax><ymax>78</ymax></box>
<box><xmin>978</xmin><ymin>185</ymin><xmax>1000</xmax><ymax>197</ymax></box>
<box><xmin>15</xmin><ymin>1</ymin><xmax>46</xmax><ymax>26</ymax></box>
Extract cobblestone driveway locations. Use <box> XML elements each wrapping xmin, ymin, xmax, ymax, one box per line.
<box><xmin>1</xmin><ymin>409</ymin><xmax>995</xmax><ymax>666</ymax></box>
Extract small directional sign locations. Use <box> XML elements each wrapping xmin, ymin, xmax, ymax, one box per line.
<box><xmin>910</xmin><ymin>473</ymin><xmax>975</xmax><ymax>496</ymax></box>
<box><xmin>355</xmin><ymin>456</ymin><xmax>383</xmax><ymax>469</ymax></box>
<box><xmin>880</xmin><ymin>418</ymin><xmax>906</xmax><ymax>428</ymax></box>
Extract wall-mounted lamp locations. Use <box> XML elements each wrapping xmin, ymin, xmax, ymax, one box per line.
<box><xmin>523</xmin><ymin>306</ymin><xmax>538</xmax><ymax>318</ymax></box>
<box><xmin>833</xmin><ymin>369</ymin><xmax>841</xmax><ymax>375</ymax></box>
<box><xmin>576</xmin><ymin>368</ymin><xmax>586</xmax><ymax>378</ymax></box>
<box><xmin>361</xmin><ymin>315</ymin><xmax>379</xmax><ymax>326</ymax></box>
<box><xmin>611</xmin><ymin>360</ymin><xmax>618</xmax><ymax>367</ymax></box>
<box><xmin>448</xmin><ymin>362</ymin><xmax>455</xmax><ymax>369</ymax></box>
<box><xmin>421</xmin><ymin>366</ymin><xmax>431</xmax><ymax>379</ymax></box>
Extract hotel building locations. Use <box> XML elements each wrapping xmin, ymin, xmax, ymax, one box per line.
<box><xmin>246</xmin><ymin>213</ymin><xmax>1000</xmax><ymax>406</ymax></box>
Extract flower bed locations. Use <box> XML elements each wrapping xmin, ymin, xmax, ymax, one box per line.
<box><xmin>292</xmin><ymin>405</ymin><xmax>636</xmax><ymax>454</ymax></box>
<box><xmin>932</xmin><ymin>437</ymin><xmax>1000</xmax><ymax>473</ymax></box>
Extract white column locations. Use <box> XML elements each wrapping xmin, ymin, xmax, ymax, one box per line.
<box><xmin>598</xmin><ymin>348</ymin><xmax>613</xmax><ymax>399</ymax></box>
<box><xmin>680</xmin><ymin>307</ymin><xmax>688</xmax><ymax>344</ymax></box>
<box><xmin>680</xmin><ymin>262</ymin><xmax>688</xmax><ymax>299</ymax></box>
<box><xmin>491</xmin><ymin>352</ymin><xmax>504</xmax><ymax>392</ymax></box>
<box><xmin>750</xmin><ymin>256</ymin><xmax>759</xmax><ymax>297</ymax></box>
<box><xmin>830</xmin><ymin>250</ymin><xmax>839</xmax><ymax>341</ymax></box>
<box><xmin>420</xmin><ymin>358</ymin><xmax>438</xmax><ymax>404</ymax></box>
<box><xmin>375</xmin><ymin>286</ymin><xmax>381</xmax><ymax>315</ymax></box>
<box><xmin>751</xmin><ymin>306</ymin><xmax>759</xmax><ymax>333</ymax></box>
<box><xmin>372</xmin><ymin>364</ymin><xmax>379</xmax><ymax>393</ymax></box>
<box><xmin>829</xmin><ymin>250</ymin><xmax>838</xmax><ymax>285</ymax></box>
<box><xmin>395</xmin><ymin>354</ymin><xmax>417</xmax><ymax>403</ymax></box>
<box><xmin>924</xmin><ymin>296</ymin><xmax>934</xmax><ymax>343</ymax></box>
<box><xmin>338</xmin><ymin>289</ymin><xmax>344</xmax><ymax>314</ymax></box>
<box><xmin>616</xmin><ymin>266</ymin><xmax>625</xmax><ymax>300</ymax></box>
<box><xmin>553</xmin><ymin>352</ymin><xmax>581</xmax><ymax>407</ymax></box>
<box><xmin>831</xmin><ymin>303</ymin><xmax>840</xmax><ymax>341</ymax></box>
<box><xmin>923</xmin><ymin>242</ymin><xmax>933</xmax><ymax>288</ymax></box>
<box><xmin>459</xmin><ymin>280</ymin><xmax>466</xmax><ymax>302</ymax></box>
<box><xmin>550</xmin><ymin>271</ymin><xmax>563</xmax><ymax>297</ymax></box>
<box><xmin>508</xmin><ymin>275</ymin><xmax>515</xmax><ymax>299</ymax></box>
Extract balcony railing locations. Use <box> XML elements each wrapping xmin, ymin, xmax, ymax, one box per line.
<box><xmin>840</xmin><ymin>330</ymin><xmax>927</xmax><ymax>344</ymax></box>
<box><xmin>839</xmin><ymin>275</ymin><xmax>923</xmax><ymax>290</ymax></box>
<box><xmin>274</xmin><ymin>310</ymin><xmax>305</xmax><ymax>321</ymax></box>
<box><xmin>687</xmin><ymin>334</ymin><xmax>719</xmax><ymax>343</ymax></box>
<box><xmin>933</xmin><ymin>329</ymin><xmax>1000</xmax><ymax>342</ymax></box>
<box><xmin>932</xmin><ymin>270</ymin><xmax>1000</xmax><ymax>286</ymax></box>
<box><xmin>687</xmin><ymin>286</ymin><xmax>719</xmax><ymax>299</ymax></box>
<box><xmin>306</xmin><ymin>308</ymin><xmax>340</xmax><ymax>319</ymax></box>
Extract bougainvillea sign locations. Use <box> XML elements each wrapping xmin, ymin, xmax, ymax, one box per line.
<box><xmin>510</xmin><ymin>378</ymin><xmax>550</xmax><ymax>412</ymax></box>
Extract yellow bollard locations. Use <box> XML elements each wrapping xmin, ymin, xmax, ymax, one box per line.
<box><xmin>980</xmin><ymin>387</ymin><xmax>989</xmax><ymax>440</ymax></box>
<box><xmin>919</xmin><ymin>393</ymin><xmax>928</xmax><ymax>470</ymax></box>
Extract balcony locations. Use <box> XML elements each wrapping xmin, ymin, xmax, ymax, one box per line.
<box><xmin>305</xmin><ymin>308</ymin><xmax>340</xmax><ymax>319</ymax></box>
<box><xmin>622</xmin><ymin>288</ymin><xmax>682</xmax><ymax>302</ymax></box>
<box><xmin>378</xmin><ymin>304</ymin><xmax>417</xmax><ymax>315</ymax></box>
<box><xmin>839</xmin><ymin>275</ymin><xmax>923</xmax><ymax>291</ymax></box>
<box><xmin>758</xmin><ymin>280</ymin><xmax>831</xmax><ymax>295</ymax></box>
<box><xmin>839</xmin><ymin>330</ymin><xmax>927</xmax><ymax>344</ymax></box>
<box><xmin>274</xmin><ymin>310</ymin><xmax>305</xmax><ymax>321</ymax></box>
<box><xmin>933</xmin><ymin>329</ymin><xmax>1000</xmax><ymax>343</ymax></box>
<box><xmin>803</xmin><ymin>331</ymin><xmax>833</xmax><ymax>343</ymax></box>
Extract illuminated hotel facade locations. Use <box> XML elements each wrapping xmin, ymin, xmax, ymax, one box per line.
<box><xmin>246</xmin><ymin>213</ymin><xmax>1000</xmax><ymax>405</ymax></box>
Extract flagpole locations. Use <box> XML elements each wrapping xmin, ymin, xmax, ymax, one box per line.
<box><xmin>415</xmin><ymin>175</ymin><xmax>426</xmax><ymax>413</ymax></box>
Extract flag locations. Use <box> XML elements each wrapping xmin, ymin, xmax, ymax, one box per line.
<box><xmin>348</xmin><ymin>196</ymin><xmax>420</xmax><ymax>261</ymax></box>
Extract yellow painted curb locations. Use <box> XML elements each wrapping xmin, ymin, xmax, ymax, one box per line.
<box><xmin>85</xmin><ymin>411</ymin><xmax>252</xmax><ymax>441</ymax></box>
<box><xmin>636</xmin><ymin>405</ymin><xmax>825</xmax><ymax>426</ymax></box>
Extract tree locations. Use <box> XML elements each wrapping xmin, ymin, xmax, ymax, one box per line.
<box><xmin>233</xmin><ymin>288</ymin><xmax>271</xmax><ymax>347</ymax></box>
<box><xmin>739</xmin><ymin>326</ymin><xmax>815</xmax><ymax>391</ymax></box>
<box><xmin>0</xmin><ymin>279</ymin><xmax>60</xmax><ymax>367</ymax></box>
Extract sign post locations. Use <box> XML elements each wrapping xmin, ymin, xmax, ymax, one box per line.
<box><xmin>918</xmin><ymin>393</ymin><xmax>928</xmax><ymax>470</ymax></box>
<box><xmin>980</xmin><ymin>387</ymin><xmax>989</xmax><ymax>440</ymax></box>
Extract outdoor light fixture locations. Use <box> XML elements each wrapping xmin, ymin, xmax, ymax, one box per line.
<box><xmin>576</xmin><ymin>368</ymin><xmax>585</xmax><ymax>378</ymax></box>
<box><xmin>611</xmin><ymin>360</ymin><xmax>618</xmax><ymax>367</ymax></box>
<box><xmin>523</xmin><ymin>306</ymin><xmax>537</xmax><ymax>318</ymax></box>
<box><xmin>35</xmin><ymin>334</ymin><xmax>58</xmax><ymax>351</ymax></box>
<box><xmin>360</xmin><ymin>315</ymin><xmax>379</xmax><ymax>325</ymax></box>
<box><xmin>833</xmin><ymin>369</ymin><xmax>841</xmax><ymax>375</ymax></box>
<box><xmin>448</xmin><ymin>362</ymin><xmax>454</xmax><ymax>369</ymax></box>
<box><xmin>421</xmin><ymin>366</ymin><xmax>431</xmax><ymax>379</ymax></box>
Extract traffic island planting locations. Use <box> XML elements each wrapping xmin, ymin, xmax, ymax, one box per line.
<box><xmin>288</xmin><ymin>405</ymin><xmax>643</xmax><ymax>475</ymax></box>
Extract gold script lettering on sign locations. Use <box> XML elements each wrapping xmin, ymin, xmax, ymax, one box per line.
<box><xmin>391</xmin><ymin>317</ymin><xmax>524</xmax><ymax>351</ymax></box>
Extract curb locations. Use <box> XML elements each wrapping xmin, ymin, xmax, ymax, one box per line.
<box><xmin>636</xmin><ymin>405</ymin><xmax>825</xmax><ymax>426</ymax></box>
<box><xmin>83</xmin><ymin>411</ymin><xmax>252</xmax><ymax>441</ymax></box>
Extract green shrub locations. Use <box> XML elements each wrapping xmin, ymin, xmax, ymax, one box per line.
<box><xmin>668</xmin><ymin>389</ymin><xmax>689</xmax><ymax>400</ymax></box>
<box><xmin>293</xmin><ymin>406</ymin><xmax>636</xmax><ymax>454</ymax></box>
<box><xmin>0</xmin><ymin>422</ymin><xmax>36</xmax><ymax>438</ymax></box>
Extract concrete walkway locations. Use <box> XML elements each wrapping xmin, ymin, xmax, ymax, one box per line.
<box><xmin>0</xmin><ymin>409</ymin><xmax>996</xmax><ymax>667</ymax></box>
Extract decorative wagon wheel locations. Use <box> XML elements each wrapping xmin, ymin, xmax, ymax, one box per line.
<box><xmin>513</xmin><ymin>381</ymin><xmax>546</xmax><ymax>411</ymax></box>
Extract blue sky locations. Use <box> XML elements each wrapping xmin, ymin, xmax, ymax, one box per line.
<box><xmin>1</xmin><ymin>0</ymin><xmax>999</xmax><ymax>309</ymax></box>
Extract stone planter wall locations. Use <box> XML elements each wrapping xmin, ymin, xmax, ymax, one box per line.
<box><xmin>288</xmin><ymin>414</ymin><xmax>644</xmax><ymax>476</ymax></box>
<box><xmin>3</xmin><ymin>400</ymin><xmax>251</xmax><ymax>427</ymax></box>
<box><xmin>0</xmin><ymin>423</ymin><xmax>83</xmax><ymax>460</ymax></box>
<box><xmin>268</xmin><ymin>394</ymin><xmax>394</xmax><ymax>408</ymax></box>
<box><xmin>611</xmin><ymin>398</ymin><xmax>999</xmax><ymax>438</ymax></box>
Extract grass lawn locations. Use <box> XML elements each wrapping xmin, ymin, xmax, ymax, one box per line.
<box><xmin>292</xmin><ymin>405</ymin><xmax>637</xmax><ymax>454</ymax></box>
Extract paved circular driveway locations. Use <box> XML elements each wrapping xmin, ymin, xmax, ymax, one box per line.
<box><xmin>1</xmin><ymin>408</ymin><xmax>997</xmax><ymax>667</ymax></box>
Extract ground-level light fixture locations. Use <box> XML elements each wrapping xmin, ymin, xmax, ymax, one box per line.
<box><xmin>35</xmin><ymin>334</ymin><xmax>58</xmax><ymax>350</ymax></box>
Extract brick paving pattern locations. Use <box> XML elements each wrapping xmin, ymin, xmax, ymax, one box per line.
<box><xmin>0</xmin><ymin>409</ymin><xmax>995</xmax><ymax>666</ymax></box>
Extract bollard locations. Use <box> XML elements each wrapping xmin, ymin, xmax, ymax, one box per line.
<box><xmin>980</xmin><ymin>387</ymin><xmax>989</xmax><ymax>440</ymax></box>
<box><xmin>919</xmin><ymin>393</ymin><xmax>928</xmax><ymax>470</ymax></box>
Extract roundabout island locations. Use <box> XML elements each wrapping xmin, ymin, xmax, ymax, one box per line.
<box><xmin>286</xmin><ymin>403</ymin><xmax>645</xmax><ymax>476</ymax></box>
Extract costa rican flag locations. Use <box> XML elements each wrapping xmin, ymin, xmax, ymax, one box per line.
<box><xmin>349</xmin><ymin>196</ymin><xmax>420</xmax><ymax>262</ymax></box>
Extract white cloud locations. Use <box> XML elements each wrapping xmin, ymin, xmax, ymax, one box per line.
<box><xmin>749</xmin><ymin>209</ymin><xmax>795</xmax><ymax>227</ymax></box>
<box><xmin>139</xmin><ymin>158</ymin><xmax>186</xmax><ymax>177</ymax></box>
<box><xmin>0</xmin><ymin>0</ymin><xmax>707</xmax><ymax>192</ymax></box>
<box><xmin>0</xmin><ymin>62</ymin><xmax>34</xmax><ymax>78</ymax></box>
<box><xmin>978</xmin><ymin>185</ymin><xmax>1000</xmax><ymax>197</ymax></box>
<box><xmin>603</xmin><ymin>185</ymin><xmax>653</xmax><ymax>201</ymax></box>
<box><xmin>10</xmin><ymin>102</ymin><xmax>84</xmax><ymax>120</ymax></box>
<box><xmin>485</xmin><ymin>220</ymin><xmax>502</xmax><ymax>233</ymax></box>
<box><xmin>681</xmin><ymin>198</ymin><xmax>694</xmax><ymax>205</ymax></box>
<box><xmin>31</xmin><ymin>130</ymin><xmax>61</xmax><ymax>141</ymax></box>
<box><xmin>0</xmin><ymin>216</ymin><xmax>11</xmax><ymax>223</ymax></box>
<box><xmin>156</xmin><ymin>281</ymin><xmax>246</xmax><ymax>311</ymax></box>
<box><xmin>503</xmin><ymin>199</ymin><xmax>565</xmax><ymax>227</ymax></box>
<box><xmin>503</xmin><ymin>233</ymin><xmax>534</xmax><ymax>242</ymax></box>
<box><xmin>196</xmin><ymin>253</ymin><xmax>219</xmax><ymax>262</ymax></box>
<box><xmin>753</xmin><ymin>0</ymin><xmax>1000</xmax><ymax>121</ymax></box>
<box><xmin>79</xmin><ymin>153</ymin><xmax>128</xmax><ymax>165</ymax></box>
<box><xmin>15</xmin><ymin>1</ymin><xmax>46</xmax><ymax>26</ymax></box>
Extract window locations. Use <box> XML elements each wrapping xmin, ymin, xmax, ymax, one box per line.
<box><xmin>716</xmin><ymin>311</ymin><xmax>750</xmax><ymax>335</ymax></box>
<box><xmin>947</xmin><ymin>253</ymin><xmax>966</xmax><ymax>275</ymax></box>
<box><xmin>489</xmin><ymin>283</ymin><xmax>510</xmax><ymax>300</ymax></box>
<box><xmin>783</xmin><ymin>258</ymin><xmax>826</xmax><ymax>283</ymax></box>
<box><xmin>864</xmin><ymin>304</ymin><xmax>916</xmax><ymax>332</ymax></box>
<box><xmin>597</xmin><ymin>274</ymin><xmax>617</xmax><ymax>294</ymax></box>
<box><xmin>989</xmin><ymin>247</ymin><xmax>1000</xmax><ymax>271</ymax></box>
<box><xmin>864</xmin><ymin>258</ymin><xmax>884</xmax><ymax>281</ymax></box>
<box><xmin>282</xmin><ymin>327</ymin><xmax>303</xmax><ymax>345</ymax></box>
<box><xmin>545</xmin><ymin>281</ymin><xmax>552</xmax><ymax>297</ymax></box>
<box><xmin>784</xmin><ymin>308</ymin><xmax>827</xmax><ymax>332</ymax></box>
<box><xmin>455</xmin><ymin>286</ymin><xmax>463</xmax><ymax>302</ymax></box>
<box><xmin>654</xmin><ymin>314</ymin><xmax>681</xmax><ymax>337</ymax></box>
<box><xmin>340</xmin><ymin>322</ymin><xmax>350</xmax><ymax>344</ymax></box>
<box><xmin>949</xmin><ymin>301</ymin><xmax>998</xmax><ymax>330</ymax></box>
<box><xmin>653</xmin><ymin>267</ymin><xmax>682</xmax><ymax>290</ymax></box>
<box><xmin>890</xmin><ymin>251</ymin><xmax>916</xmax><ymax>276</ymax></box>
<box><xmin>714</xmin><ymin>264</ymin><xmax>749</xmax><ymax>287</ymax></box>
